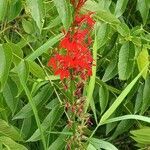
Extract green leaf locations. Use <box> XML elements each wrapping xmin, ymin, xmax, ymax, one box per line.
<box><xmin>102</xmin><ymin>58</ymin><xmax>118</xmax><ymax>82</ymax></box>
<box><xmin>45</xmin><ymin>75</ymin><xmax>60</xmax><ymax>81</ymax></box>
<box><xmin>118</xmin><ymin>42</ymin><xmax>135</xmax><ymax>80</ymax></box>
<box><xmin>131</xmin><ymin>127</ymin><xmax>150</xmax><ymax>139</ymax></box>
<box><xmin>43</xmin><ymin>16</ymin><xmax>61</xmax><ymax>30</ymax></box>
<box><xmin>96</xmin><ymin>23</ymin><xmax>111</xmax><ymax>49</ymax></box>
<box><xmin>106</xmin><ymin>112</ymin><xmax>118</xmax><ymax>135</ymax></box>
<box><xmin>22</xmin><ymin>19</ymin><xmax>35</xmax><ymax>34</ymax></box>
<box><xmin>26</xmin><ymin>0</ymin><xmax>44</xmax><ymax>31</ymax></box>
<box><xmin>109</xmin><ymin>120</ymin><xmax>133</xmax><ymax>140</ymax></box>
<box><xmin>28</xmin><ymin>60</ymin><xmax>45</xmax><ymax>79</ymax></box>
<box><xmin>117</xmin><ymin>23</ymin><xmax>130</xmax><ymax>37</ymax></box>
<box><xmin>4</xmin><ymin>43</ymin><xmax>23</xmax><ymax>66</ymax></box>
<box><xmin>0</xmin><ymin>0</ymin><xmax>7</xmax><ymax>21</ymax></box>
<box><xmin>3</xmin><ymin>78</ymin><xmax>18</xmax><ymax>114</ymax></box>
<box><xmin>16</xmin><ymin>61</ymin><xmax>46</xmax><ymax>149</ymax></box>
<box><xmin>137</xmin><ymin>47</ymin><xmax>149</xmax><ymax>79</ymax></box>
<box><xmin>15</xmin><ymin>61</ymin><xmax>29</xmax><ymax>86</ymax></box>
<box><xmin>90</xmin><ymin>97</ymin><xmax>98</xmax><ymax>124</ymax></box>
<box><xmin>48</xmin><ymin>127</ymin><xmax>68</xmax><ymax>150</ymax></box>
<box><xmin>115</xmin><ymin>0</ymin><xmax>129</xmax><ymax>18</ymax></box>
<box><xmin>87</xmin><ymin>143</ymin><xmax>97</xmax><ymax>150</ymax></box>
<box><xmin>28</xmin><ymin>105</ymin><xmax>64</xmax><ymax>142</ymax></box>
<box><xmin>0</xmin><ymin>44</ymin><xmax>12</xmax><ymax>91</ymax></box>
<box><xmin>100</xmin><ymin>64</ymin><xmax>148</xmax><ymax>123</ymax></box>
<box><xmin>137</xmin><ymin>0</ymin><xmax>149</xmax><ymax>24</ymax></box>
<box><xmin>45</xmin><ymin>98</ymin><xmax>59</xmax><ymax>109</ymax></box>
<box><xmin>99</xmin><ymin>85</ymin><xmax>109</xmax><ymax>114</ymax></box>
<box><xmin>10</xmin><ymin>73</ymin><xmax>24</xmax><ymax>97</ymax></box>
<box><xmin>95</xmin><ymin>10</ymin><xmax>120</xmax><ymax>26</ymax></box>
<box><xmin>141</xmin><ymin>75</ymin><xmax>150</xmax><ymax>114</ymax></box>
<box><xmin>90</xmin><ymin>138</ymin><xmax>118</xmax><ymax>150</ymax></box>
<box><xmin>53</xmin><ymin>0</ymin><xmax>72</xmax><ymax>30</ymax></box>
<box><xmin>134</xmin><ymin>84</ymin><xmax>144</xmax><ymax>114</ymax></box>
<box><xmin>0</xmin><ymin>119</ymin><xmax>23</xmax><ymax>141</ymax></box>
<box><xmin>84</xmin><ymin>0</ymin><xmax>111</xmax><ymax>12</ymax></box>
<box><xmin>96</xmin><ymin>78</ymin><xmax>121</xmax><ymax>94</ymax></box>
<box><xmin>13</xmin><ymin>84</ymin><xmax>53</xmax><ymax>119</ymax></box>
<box><xmin>26</xmin><ymin>34</ymin><xmax>63</xmax><ymax>61</ymax></box>
<box><xmin>131</xmin><ymin>136</ymin><xmax>150</xmax><ymax>145</ymax></box>
<box><xmin>7</xmin><ymin>0</ymin><xmax>22</xmax><ymax>21</ymax></box>
<box><xmin>102</xmin><ymin>115</ymin><xmax>150</xmax><ymax>125</ymax></box>
<box><xmin>0</xmin><ymin>136</ymin><xmax>27</xmax><ymax>150</ymax></box>
<box><xmin>131</xmin><ymin>127</ymin><xmax>150</xmax><ymax>145</ymax></box>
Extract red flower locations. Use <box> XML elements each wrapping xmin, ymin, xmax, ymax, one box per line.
<box><xmin>48</xmin><ymin>1</ymin><xmax>95</xmax><ymax>80</ymax></box>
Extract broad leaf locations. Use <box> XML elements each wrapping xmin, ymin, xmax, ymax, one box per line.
<box><xmin>53</xmin><ymin>0</ymin><xmax>72</xmax><ymax>30</ymax></box>
<box><xmin>115</xmin><ymin>0</ymin><xmax>129</xmax><ymax>18</ymax></box>
<box><xmin>137</xmin><ymin>0</ymin><xmax>149</xmax><ymax>24</ymax></box>
<box><xmin>26</xmin><ymin>0</ymin><xmax>44</xmax><ymax>31</ymax></box>
<box><xmin>0</xmin><ymin>119</ymin><xmax>23</xmax><ymax>141</ymax></box>
<box><xmin>0</xmin><ymin>0</ymin><xmax>7</xmax><ymax>21</ymax></box>
<box><xmin>0</xmin><ymin>44</ymin><xmax>12</xmax><ymax>91</ymax></box>
<box><xmin>118</xmin><ymin>42</ymin><xmax>135</xmax><ymax>80</ymax></box>
<box><xmin>0</xmin><ymin>136</ymin><xmax>27</xmax><ymax>150</ymax></box>
<box><xmin>90</xmin><ymin>138</ymin><xmax>118</xmax><ymax>150</ymax></box>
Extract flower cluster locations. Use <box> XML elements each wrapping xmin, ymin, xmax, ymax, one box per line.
<box><xmin>48</xmin><ymin>0</ymin><xmax>95</xmax><ymax>80</ymax></box>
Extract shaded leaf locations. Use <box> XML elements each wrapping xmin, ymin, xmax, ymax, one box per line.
<box><xmin>134</xmin><ymin>84</ymin><xmax>144</xmax><ymax>113</ymax></box>
<box><xmin>28</xmin><ymin>105</ymin><xmax>64</xmax><ymax>141</ymax></box>
<box><xmin>141</xmin><ymin>74</ymin><xmax>150</xmax><ymax>114</ymax></box>
<box><xmin>48</xmin><ymin>127</ymin><xmax>68</xmax><ymax>150</ymax></box>
<box><xmin>13</xmin><ymin>84</ymin><xmax>53</xmax><ymax>119</ymax></box>
<box><xmin>99</xmin><ymin>85</ymin><xmax>109</xmax><ymax>114</ymax></box>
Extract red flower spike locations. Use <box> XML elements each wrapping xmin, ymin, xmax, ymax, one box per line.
<box><xmin>48</xmin><ymin>0</ymin><xmax>95</xmax><ymax>81</ymax></box>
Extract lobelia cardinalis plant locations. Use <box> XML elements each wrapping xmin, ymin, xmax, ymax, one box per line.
<box><xmin>48</xmin><ymin>0</ymin><xmax>95</xmax><ymax>149</ymax></box>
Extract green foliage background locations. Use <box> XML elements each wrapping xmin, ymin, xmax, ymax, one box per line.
<box><xmin>0</xmin><ymin>0</ymin><xmax>150</xmax><ymax>149</ymax></box>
